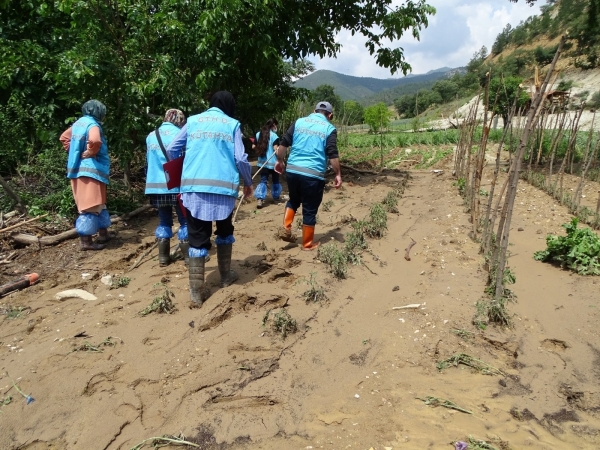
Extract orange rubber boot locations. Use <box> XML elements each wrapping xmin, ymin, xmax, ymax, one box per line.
<box><xmin>279</xmin><ymin>207</ymin><xmax>297</xmax><ymax>242</ymax></box>
<box><xmin>302</xmin><ymin>224</ymin><xmax>320</xmax><ymax>251</ymax></box>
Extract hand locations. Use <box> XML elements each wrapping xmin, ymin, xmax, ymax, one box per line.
<box><xmin>333</xmin><ymin>175</ymin><xmax>342</xmax><ymax>189</ymax></box>
<box><xmin>274</xmin><ymin>160</ymin><xmax>285</xmax><ymax>174</ymax></box>
<box><xmin>243</xmin><ymin>185</ymin><xmax>254</xmax><ymax>199</ymax></box>
<box><xmin>81</xmin><ymin>150</ymin><xmax>93</xmax><ymax>159</ymax></box>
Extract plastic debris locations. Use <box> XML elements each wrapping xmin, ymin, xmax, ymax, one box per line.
<box><xmin>455</xmin><ymin>442</ymin><xmax>468</xmax><ymax>450</ymax></box>
<box><xmin>55</xmin><ymin>289</ymin><xmax>98</xmax><ymax>301</ymax></box>
<box><xmin>392</xmin><ymin>304</ymin><xmax>421</xmax><ymax>310</ymax></box>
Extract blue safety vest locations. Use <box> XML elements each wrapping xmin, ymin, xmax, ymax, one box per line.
<box><xmin>145</xmin><ymin>122</ymin><xmax>181</xmax><ymax>194</ymax></box>
<box><xmin>180</xmin><ymin>107</ymin><xmax>240</xmax><ymax>197</ymax></box>
<box><xmin>286</xmin><ymin>113</ymin><xmax>335</xmax><ymax>181</ymax></box>
<box><xmin>256</xmin><ymin>130</ymin><xmax>279</xmax><ymax>170</ymax></box>
<box><xmin>66</xmin><ymin>115</ymin><xmax>110</xmax><ymax>184</ymax></box>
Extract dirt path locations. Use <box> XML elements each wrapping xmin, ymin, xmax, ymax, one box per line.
<box><xmin>1</xmin><ymin>165</ymin><xmax>599</xmax><ymax>449</ymax></box>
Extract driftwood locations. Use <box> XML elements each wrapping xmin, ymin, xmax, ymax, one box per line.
<box><xmin>0</xmin><ymin>214</ymin><xmax>49</xmax><ymax>234</ymax></box>
<box><xmin>404</xmin><ymin>237</ymin><xmax>416</xmax><ymax>261</ymax></box>
<box><xmin>10</xmin><ymin>205</ymin><xmax>153</xmax><ymax>247</ymax></box>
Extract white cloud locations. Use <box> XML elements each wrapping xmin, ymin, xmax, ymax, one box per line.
<box><xmin>313</xmin><ymin>0</ymin><xmax>541</xmax><ymax>78</ymax></box>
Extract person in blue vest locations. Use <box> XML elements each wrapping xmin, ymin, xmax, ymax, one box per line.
<box><xmin>167</xmin><ymin>91</ymin><xmax>253</xmax><ymax>307</ymax></box>
<box><xmin>253</xmin><ymin>118</ymin><xmax>281</xmax><ymax>208</ymax></box>
<box><xmin>145</xmin><ymin>109</ymin><xmax>189</xmax><ymax>267</ymax></box>
<box><xmin>59</xmin><ymin>100</ymin><xmax>112</xmax><ymax>251</ymax></box>
<box><xmin>274</xmin><ymin>101</ymin><xmax>342</xmax><ymax>250</ymax></box>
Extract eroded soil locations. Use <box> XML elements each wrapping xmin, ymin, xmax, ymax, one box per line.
<box><xmin>1</xmin><ymin>160</ymin><xmax>599</xmax><ymax>449</ymax></box>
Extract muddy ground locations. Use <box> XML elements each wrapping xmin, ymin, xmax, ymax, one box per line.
<box><xmin>1</xmin><ymin>157</ymin><xmax>599</xmax><ymax>449</ymax></box>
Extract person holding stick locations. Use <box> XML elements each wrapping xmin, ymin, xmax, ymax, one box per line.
<box><xmin>253</xmin><ymin>118</ymin><xmax>281</xmax><ymax>208</ymax></box>
<box><xmin>60</xmin><ymin>100</ymin><xmax>112</xmax><ymax>251</ymax></box>
<box><xmin>275</xmin><ymin>101</ymin><xmax>342</xmax><ymax>250</ymax></box>
<box><xmin>167</xmin><ymin>91</ymin><xmax>253</xmax><ymax>307</ymax></box>
<box><xmin>145</xmin><ymin>109</ymin><xmax>189</xmax><ymax>266</ymax></box>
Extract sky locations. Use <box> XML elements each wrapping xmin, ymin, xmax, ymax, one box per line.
<box><xmin>314</xmin><ymin>0</ymin><xmax>542</xmax><ymax>78</ymax></box>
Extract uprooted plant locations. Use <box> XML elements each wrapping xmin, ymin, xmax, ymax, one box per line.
<box><xmin>72</xmin><ymin>337</ymin><xmax>121</xmax><ymax>353</ymax></box>
<box><xmin>417</xmin><ymin>395</ymin><xmax>472</xmax><ymax>414</ymax></box>
<box><xmin>110</xmin><ymin>276</ymin><xmax>131</xmax><ymax>290</ymax></box>
<box><xmin>301</xmin><ymin>272</ymin><xmax>328</xmax><ymax>304</ymax></box>
<box><xmin>437</xmin><ymin>353</ymin><xmax>504</xmax><ymax>376</ymax></box>
<box><xmin>262</xmin><ymin>308</ymin><xmax>298</xmax><ymax>339</ymax></box>
<box><xmin>534</xmin><ymin>217</ymin><xmax>600</xmax><ymax>275</ymax></box>
<box><xmin>139</xmin><ymin>283</ymin><xmax>177</xmax><ymax>316</ymax></box>
<box><xmin>317</xmin><ymin>242</ymin><xmax>348</xmax><ymax>279</ymax></box>
<box><xmin>129</xmin><ymin>433</ymin><xmax>200</xmax><ymax>450</ymax></box>
<box><xmin>344</xmin><ymin>220</ymin><xmax>369</xmax><ymax>265</ymax></box>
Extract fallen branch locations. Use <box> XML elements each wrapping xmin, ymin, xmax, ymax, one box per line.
<box><xmin>392</xmin><ymin>304</ymin><xmax>421</xmax><ymax>310</ymax></box>
<box><xmin>404</xmin><ymin>237</ymin><xmax>416</xmax><ymax>261</ymax></box>
<box><xmin>0</xmin><ymin>214</ymin><xmax>49</xmax><ymax>234</ymax></box>
<box><xmin>129</xmin><ymin>241</ymin><xmax>159</xmax><ymax>272</ymax></box>
<box><xmin>340</xmin><ymin>163</ymin><xmax>379</xmax><ymax>175</ymax></box>
<box><xmin>10</xmin><ymin>205</ymin><xmax>153</xmax><ymax>247</ymax></box>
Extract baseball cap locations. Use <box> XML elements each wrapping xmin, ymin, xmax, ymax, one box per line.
<box><xmin>314</xmin><ymin>101</ymin><xmax>333</xmax><ymax>113</ymax></box>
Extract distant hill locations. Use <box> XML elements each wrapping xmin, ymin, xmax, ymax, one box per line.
<box><xmin>294</xmin><ymin>68</ymin><xmax>461</xmax><ymax>104</ymax></box>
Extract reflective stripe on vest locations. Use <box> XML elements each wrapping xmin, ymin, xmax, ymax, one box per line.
<box><xmin>180</xmin><ymin>107</ymin><xmax>240</xmax><ymax>197</ymax></box>
<box><xmin>66</xmin><ymin>116</ymin><xmax>110</xmax><ymax>184</ymax></box>
<box><xmin>286</xmin><ymin>164</ymin><xmax>325</xmax><ymax>179</ymax></box>
<box><xmin>145</xmin><ymin>122</ymin><xmax>181</xmax><ymax>195</ymax></box>
<box><xmin>286</xmin><ymin>113</ymin><xmax>335</xmax><ymax>181</ymax></box>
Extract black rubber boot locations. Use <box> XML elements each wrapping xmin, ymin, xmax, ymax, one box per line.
<box><xmin>80</xmin><ymin>235</ymin><xmax>105</xmax><ymax>251</ymax></box>
<box><xmin>158</xmin><ymin>238</ymin><xmax>171</xmax><ymax>267</ymax></box>
<box><xmin>217</xmin><ymin>244</ymin><xmax>238</xmax><ymax>288</ymax></box>
<box><xmin>179</xmin><ymin>240</ymin><xmax>190</xmax><ymax>266</ymax></box>
<box><xmin>188</xmin><ymin>257</ymin><xmax>209</xmax><ymax>307</ymax></box>
<box><xmin>97</xmin><ymin>228</ymin><xmax>111</xmax><ymax>244</ymax></box>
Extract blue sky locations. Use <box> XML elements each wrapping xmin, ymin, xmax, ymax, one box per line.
<box><xmin>314</xmin><ymin>0</ymin><xmax>542</xmax><ymax>78</ymax></box>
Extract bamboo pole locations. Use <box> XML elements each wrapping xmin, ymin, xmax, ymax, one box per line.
<box><xmin>493</xmin><ymin>37</ymin><xmax>565</xmax><ymax>301</ymax></box>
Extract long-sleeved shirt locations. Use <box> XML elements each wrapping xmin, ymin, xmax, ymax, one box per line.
<box><xmin>167</xmin><ymin>124</ymin><xmax>252</xmax><ymax>221</ymax></box>
<box><xmin>59</xmin><ymin>126</ymin><xmax>103</xmax><ymax>155</ymax></box>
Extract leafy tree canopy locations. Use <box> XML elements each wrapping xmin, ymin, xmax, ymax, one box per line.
<box><xmin>364</xmin><ymin>102</ymin><xmax>392</xmax><ymax>132</ymax></box>
<box><xmin>0</xmin><ymin>0</ymin><xmax>436</xmax><ymax>176</ymax></box>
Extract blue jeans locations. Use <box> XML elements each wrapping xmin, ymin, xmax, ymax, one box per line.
<box><xmin>285</xmin><ymin>171</ymin><xmax>325</xmax><ymax>226</ymax></box>
<box><xmin>157</xmin><ymin>203</ymin><xmax>187</xmax><ymax>229</ymax></box>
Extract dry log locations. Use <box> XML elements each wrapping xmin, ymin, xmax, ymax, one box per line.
<box><xmin>10</xmin><ymin>205</ymin><xmax>153</xmax><ymax>247</ymax></box>
<box><xmin>0</xmin><ymin>214</ymin><xmax>49</xmax><ymax>234</ymax></box>
<box><xmin>404</xmin><ymin>237</ymin><xmax>416</xmax><ymax>261</ymax></box>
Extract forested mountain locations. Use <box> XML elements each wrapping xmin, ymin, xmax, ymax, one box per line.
<box><xmin>294</xmin><ymin>68</ymin><xmax>460</xmax><ymax>103</ymax></box>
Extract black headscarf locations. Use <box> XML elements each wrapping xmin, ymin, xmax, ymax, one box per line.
<box><xmin>209</xmin><ymin>91</ymin><xmax>236</xmax><ymax>118</ymax></box>
<box><xmin>82</xmin><ymin>99</ymin><xmax>107</xmax><ymax>123</ymax></box>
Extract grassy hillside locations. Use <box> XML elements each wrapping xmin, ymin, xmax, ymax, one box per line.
<box><xmin>294</xmin><ymin>68</ymin><xmax>459</xmax><ymax>103</ymax></box>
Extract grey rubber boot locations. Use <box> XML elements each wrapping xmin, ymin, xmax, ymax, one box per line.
<box><xmin>80</xmin><ymin>235</ymin><xmax>105</xmax><ymax>251</ymax></box>
<box><xmin>158</xmin><ymin>238</ymin><xmax>171</xmax><ymax>267</ymax></box>
<box><xmin>179</xmin><ymin>240</ymin><xmax>190</xmax><ymax>266</ymax></box>
<box><xmin>217</xmin><ymin>244</ymin><xmax>238</xmax><ymax>288</ymax></box>
<box><xmin>188</xmin><ymin>257</ymin><xmax>209</xmax><ymax>307</ymax></box>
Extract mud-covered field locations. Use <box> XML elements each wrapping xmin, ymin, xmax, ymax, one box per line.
<box><xmin>1</xmin><ymin>157</ymin><xmax>599</xmax><ymax>449</ymax></box>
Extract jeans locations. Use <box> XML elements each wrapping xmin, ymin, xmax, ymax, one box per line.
<box><xmin>285</xmin><ymin>171</ymin><xmax>325</xmax><ymax>226</ymax></box>
<box><xmin>157</xmin><ymin>202</ymin><xmax>187</xmax><ymax>229</ymax></box>
<box><xmin>186</xmin><ymin>210</ymin><xmax>234</xmax><ymax>250</ymax></box>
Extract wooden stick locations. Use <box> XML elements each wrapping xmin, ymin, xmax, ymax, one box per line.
<box><xmin>129</xmin><ymin>242</ymin><xmax>158</xmax><ymax>272</ymax></box>
<box><xmin>0</xmin><ymin>214</ymin><xmax>49</xmax><ymax>234</ymax></box>
<box><xmin>232</xmin><ymin>152</ymin><xmax>278</xmax><ymax>224</ymax></box>
<box><xmin>10</xmin><ymin>205</ymin><xmax>153</xmax><ymax>246</ymax></box>
<box><xmin>404</xmin><ymin>237</ymin><xmax>416</xmax><ymax>261</ymax></box>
